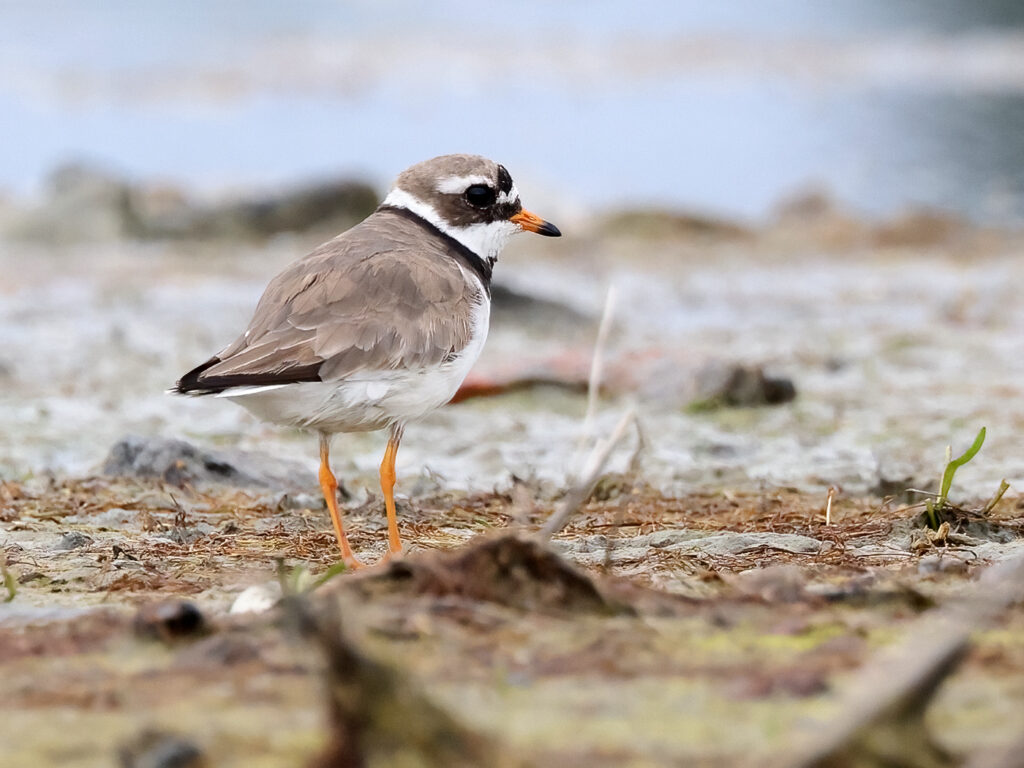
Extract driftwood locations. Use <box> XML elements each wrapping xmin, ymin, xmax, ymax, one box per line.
<box><xmin>785</xmin><ymin>552</ymin><xmax>1024</xmax><ymax>768</ymax></box>
<box><xmin>287</xmin><ymin>595</ymin><xmax>516</xmax><ymax>768</ymax></box>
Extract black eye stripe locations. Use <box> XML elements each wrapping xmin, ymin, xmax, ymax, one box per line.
<box><xmin>496</xmin><ymin>165</ymin><xmax>513</xmax><ymax>195</ymax></box>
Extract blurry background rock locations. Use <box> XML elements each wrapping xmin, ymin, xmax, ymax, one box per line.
<box><xmin>599</xmin><ymin>209</ymin><xmax>753</xmax><ymax>241</ymax></box>
<box><xmin>8</xmin><ymin>161</ymin><xmax>379</xmax><ymax>242</ymax></box>
<box><xmin>103</xmin><ymin>435</ymin><xmax>316</xmax><ymax>492</ymax></box>
<box><xmin>690</xmin><ymin>363</ymin><xmax>797</xmax><ymax>410</ymax></box>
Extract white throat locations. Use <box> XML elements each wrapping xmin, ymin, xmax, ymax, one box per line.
<box><xmin>382</xmin><ymin>188</ymin><xmax>520</xmax><ymax>262</ymax></box>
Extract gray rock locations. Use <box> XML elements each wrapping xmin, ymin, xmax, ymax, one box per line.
<box><xmin>490</xmin><ymin>283</ymin><xmax>592</xmax><ymax>333</ymax></box>
<box><xmin>599</xmin><ymin>208</ymin><xmax>752</xmax><ymax>240</ymax></box>
<box><xmin>54</xmin><ymin>531</ymin><xmax>93</xmax><ymax>551</ymax></box>
<box><xmin>870</xmin><ymin>453</ymin><xmax>934</xmax><ymax>502</ymax></box>
<box><xmin>649</xmin><ymin>531</ymin><xmax>682</xmax><ymax>549</ymax></box>
<box><xmin>184</xmin><ymin>179</ymin><xmax>378</xmax><ymax>239</ymax></box>
<box><xmin>6</xmin><ymin>160</ymin><xmax>380</xmax><ymax>242</ymax></box>
<box><xmin>103</xmin><ymin>434</ymin><xmax>313</xmax><ymax>491</ymax></box>
<box><xmin>161</xmin><ymin>522</ymin><xmax>218</xmax><ymax>546</ymax></box>
<box><xmin>673</xmin><ymin>532</ymin><xmax>829</xmax><ymax>556</ymax></box>
<box><xmin>918</xmin><ymin>554</ymin><xmax>970</xmax><ymax>575</ymax></box>
<box><xmin>561</xmin><ymin>529</ymin><xmax>827</xmax><ymax>566</ymax></box>
<box><xmin>12</xmin><ymin>161</ymin><xmax>134</xmax><ymax>241</ymax></box>
<box><xmin>65</xmin><ymin>507</ymin><xmax>142</xmax><ymax>529</ymax></box>
<box><xmin>692</xmin><ymin>363</ymin><xmax>797</xmax><ymax>409</ymax></box>
<box><xmin>732</xmin><ymin>564</ymin><xmax>809</xmax><ymax>602</ymax></box>
<box><xmin>132</xmin><ymin>178</ymin><xmax>379</xmax><ymax>240</ymax></box>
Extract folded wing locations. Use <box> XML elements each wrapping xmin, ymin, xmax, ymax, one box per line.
<box><xmin>175</xmin><ymin>219</ymin><xmax>480</xmax><ymax>395</ymax></box>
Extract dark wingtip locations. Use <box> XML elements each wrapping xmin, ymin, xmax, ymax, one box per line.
<box><xmin>173</xmin><ymin>357</ymin><xmax>222</xmax><ymax>395</ymax></box>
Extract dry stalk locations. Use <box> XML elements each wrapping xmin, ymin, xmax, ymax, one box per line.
<box><xmin>626</xmin><ymin>410</ymin><xmax>647</xmax><ymax>475</ymax></box>
<box><xmin>579</xmin><ymin>285</ymin><xmax>618</xmax><ymax>447</ymax></box>
<box><xmin>540</xmin><ymin>407</ymin><xmax>637</xmax><ymax>541</ymax></box>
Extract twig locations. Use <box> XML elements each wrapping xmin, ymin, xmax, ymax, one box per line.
<box><xmin>824</xmin><ymin>486</ymin><xmax>835</xmax><ymax>526</ymax></box>
<box><xmin>540</xmin><ymin>407</ymin><xmax>636</xmax><ymax>541</ymax></box>
<box><xmin>284</xmin><ymin>594</ymin><xmax>504</xmax><ymax>768</ymax></box>
<box><xmin>626</xmin><ymin>410</ymin><xmax>647</xmax><ymax>476</ymax></box>
<box><xmin>601</xmin><ymin>411</ymin><xmax>647</xmax><ymax>571</ymax></box>
<box><xmin>784</xmin><ymin>550</ymin><xmax>1024</xmax><ymax>768</ymax></box>
<box><xmin>580</xmin><ymin>285</ymin><xmax>618</xmax><ymax>444</ymax></box>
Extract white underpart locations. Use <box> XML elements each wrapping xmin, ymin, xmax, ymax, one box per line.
<box><xmin>382</xmin><ymin>187</ymin><xmax>522</xmax><ymax>261</ymax></box>
<box><xmin>215</xmin><ymin>384</ymin><xmax>285</xmax><ymax>397</ymax></box>
<box><xmin>223</xmin><ymin>272</ymin><xmax>491</xmax><ymax>434</ymax></box>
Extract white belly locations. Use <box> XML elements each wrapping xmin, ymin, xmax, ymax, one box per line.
<box><xmin>222</xmin><ymin>294</ymin><xmax>490</xmax><ymax>434</ymax></box>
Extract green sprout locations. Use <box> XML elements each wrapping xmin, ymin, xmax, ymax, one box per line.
<box><xmin>1</xmin><ymin>555</ymin><xmax>16</xmax><ymax>603</ymax></box>
<box><xmin>307</xmin><ymin>561</ymin><xmax>350</xmax><ymax>590</ymax></box>
<box><xmin>923</xmin><ymin>427</ymin><xmax>1008</xmax><ymax>530</ymax></box>
<box><xmin>276</xmin><ymin>558</ymin><xmax>349</xmax><ymax>597</ymax></box>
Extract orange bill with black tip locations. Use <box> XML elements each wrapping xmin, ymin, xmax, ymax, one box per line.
<box><xmin>510</xmin><ymin>209</ymin><xmax>561</xmax><ymax>237</ymax></box>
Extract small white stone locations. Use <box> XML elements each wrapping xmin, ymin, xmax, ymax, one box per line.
<box><xmin>229</xmin><ymin>582</ymin><xmax>282</xmax><ymax>615</ymax></box>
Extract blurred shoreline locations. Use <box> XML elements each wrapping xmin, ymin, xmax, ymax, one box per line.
<box><xmin>2</xmin><ymin>2</ymin><xmax>1024</xmax><ymax>223</ymax></box>
<box><xmin>2</xmin><ymin>159</ymin><xmax>1021</xmax><ymax>246</ymax></box>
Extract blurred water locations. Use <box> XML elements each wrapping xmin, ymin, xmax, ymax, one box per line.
<box><xmin>2</xmin><ymin>0</ymin><xmax>1024</xmax><ymax>221</ymax></box>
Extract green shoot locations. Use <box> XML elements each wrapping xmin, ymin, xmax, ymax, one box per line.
<box><xmin>924</xmin><ymin>427</ymin><xmax>987</xmax><ymax>530</ymax></box>
<box><xmin>938</xmin><ymin>427</ymin><xmax>986</xmax><ymax>505</ymax></box>
<box><xmin>981</xmin><ymin>479</ymin><xmax>1011</xmax><ymax>516</ymax></box>
<box><xmin>309</xmin><ymin>561</ymin><xmax>349</xmax><ymax>590</ymax></box>
<box><xmin>276</xmin><ymin>557</ymin><xmax>348</xmax><ymax>597</ymax></box>
<box><xmin>1</xmin><ymin>556</ymin><xmax>16</xmax><ymax>603</ymax></box>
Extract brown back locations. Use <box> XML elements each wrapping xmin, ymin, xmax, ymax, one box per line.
<box><xmin>176</xmin><ymin>208</ymin><xmax>484</xmax><ymax>393</ymax></box>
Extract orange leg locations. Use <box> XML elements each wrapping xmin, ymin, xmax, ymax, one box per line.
<box><xmin>318</xmin><ymin>433</ymin><xmax>363</xmax><ymax>569</ymax></box>
<box><xmin>379</xmin><ymin>425</ymin><xmax>404</xmax><ymax>556</ymax></box>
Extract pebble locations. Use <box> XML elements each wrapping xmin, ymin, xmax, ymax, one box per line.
<box><xmin>54</xmin><ymin>531</ymin><xmax>92</xmax><ymax>551</ymax></box>
<box><xmin>134</xmin><ymin>600</ymin><xmax>208</xmax><ymax>642</ymax></box>
<box><xmin>229</xmin><ymin>582</ymin><xmax>282</xmax><ymax>615</ymax></box>
<box><xmin>918</xmin><ymin>554</ymin><xmax>970</xmax><ymax>575</ymax></box>
<box><xmin>118</xmin><ymin>728</ymin><xmax>205</xmax><ymax>768</ymax></box>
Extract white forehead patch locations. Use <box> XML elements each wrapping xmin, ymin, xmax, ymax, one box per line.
<box><xmin>435</xmin><ymin>174</ymin><xmax>492</xmax><ymax>195</ymax></box>
<box><xmin>497</xmin><ymin>183</ymin><xmax>519</xmax><ymax>206</ymax></box>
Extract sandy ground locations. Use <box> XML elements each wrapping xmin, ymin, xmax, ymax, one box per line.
<box><xmin>3</xmin><ymin>214</ymin><xmax>1024</xmax><ymax>499</ymax></box>
<box><xmin>2</xmin><ymin>211</ymin><xmax>1024</xmax><ymax>766</ymax></box>
<box><xmin>2</xmin><ymin>477</ymin><xmax>1023</xmax><ymax>767</ymax></box>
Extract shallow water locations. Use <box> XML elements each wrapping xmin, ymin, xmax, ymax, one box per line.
<box><xmin>2</xmin><ymin>1</ymin><xmax>1024</xmax><ymax>221</ymax></box>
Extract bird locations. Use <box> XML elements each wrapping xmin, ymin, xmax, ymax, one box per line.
<box><xmin>173</xmin><ymin>154</ymin><xmax>561</xmax><ymax>567</ymax></box>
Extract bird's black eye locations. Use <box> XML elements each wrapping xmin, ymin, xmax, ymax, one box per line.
<box><xmin>464</xmin><ymin>184</ymin><xmax>496</xmax><ymax>207</ymax></box>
